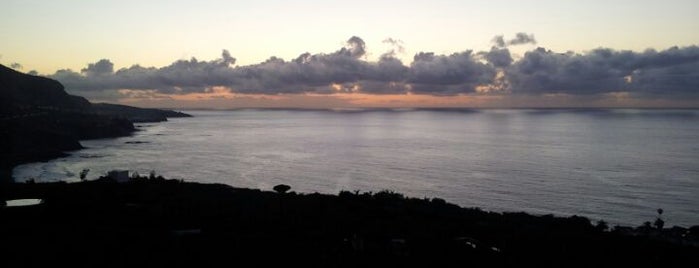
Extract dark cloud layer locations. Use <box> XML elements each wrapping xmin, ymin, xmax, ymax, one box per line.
<box><xmin>50</xmin><ymin>36</ymin><xmax>494</xmax><ymax>98</ymax></box>
<box><xmin>42</xmin><ymin>35</ymin><xmax>699</xmax><ymax>101</ymax></box>
<box><xmin>408</xmin><ymin>51</ymin><xmax>495</xmax><ymax>95</ymax></box>
<box><xmin>481</xmin><ymin>48</ymin><xmax>513</xmax><ymax>68</ymax></box>
<box><xmin>508</xmin><ymin>46</ymin><xmax>699</xmax><ymax>97</ymax></box>
<box><xmin>81</xmin><ymin>59</ymin><xmax>114</xmax><ymax>76</ymax></box>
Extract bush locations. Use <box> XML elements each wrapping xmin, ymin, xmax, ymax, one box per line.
<box><xmin>273</xmin><ymin>184</ymin><xmax>291</xmax><ymax>194</ymax></box>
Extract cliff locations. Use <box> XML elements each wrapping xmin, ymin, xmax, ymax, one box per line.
<box><xmin>0</xmin><ymin>64</ymin><xmax>90</xmax><ymax>113</ymax></box>
<box><xmin>0</xmin><ymin>64</ymin><xmax>190</xmax><ymax>182</ymax></box>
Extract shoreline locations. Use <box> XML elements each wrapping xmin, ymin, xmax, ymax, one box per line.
<box><xmin>1</xmin><ymin>117</ymin><xmax>188</xmax><ymax>184</ymax></box>
<box><xmin>1</xmin><ymin>64</ymin><xmax>191</xmax><ymax>184</ymax></box>
<box><xmin>8</xmin><ymin>109</ymin><xmax>699</xmax><ymax>227</ymax></box>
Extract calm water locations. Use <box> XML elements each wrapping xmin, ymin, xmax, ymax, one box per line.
<box><xmin>13</xmin><ymin>109</ymin><xmax>699</xmax><ymax>226</ymax></box>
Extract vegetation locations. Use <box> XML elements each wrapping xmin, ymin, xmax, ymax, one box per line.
<box><xmin>273</xmin><ymin>184</ymin><xmax>291</xmax><ymax>194</ymax></box>
<box><xmin>1</xmin><ymin>175</ymin><xmax>697</xmax><ymax>267</ymax></box>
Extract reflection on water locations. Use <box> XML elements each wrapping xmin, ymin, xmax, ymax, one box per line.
<box><xmin>13</xmin><ymin>109</ymin><xmax>699</xmax><ymax>226</ymax></box>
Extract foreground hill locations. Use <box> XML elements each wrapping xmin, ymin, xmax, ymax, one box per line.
<box><xmin>0</xmin><ymin>64</ymin><xmax>189</xmax><ymax>181</ymax></box>
<box><xmin>1</xmin><ymin>176</ymin><xmax>697</xmax><ymax>267</ymax></box>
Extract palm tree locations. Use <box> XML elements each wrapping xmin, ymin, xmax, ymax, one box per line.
<box><xmin>654</xmin><ymin>208</ymin><xmax>665</xmax><ymax>230</ymax></box>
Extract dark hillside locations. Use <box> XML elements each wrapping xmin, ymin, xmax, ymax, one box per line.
<box><xmin>2</xmin><ymin>177</ymin><xmax>697</xmax><ymax>267</ymax></box>
<box><xmin>0</xmin><ymin>65</ymin><xmax>189</xmax><ymax>182</ymax></box>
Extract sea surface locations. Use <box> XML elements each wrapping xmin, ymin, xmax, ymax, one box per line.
<box><xmin>13</xmin><ymin>109</ymin><xmax>699</xmax><ymax>226</ymax></box>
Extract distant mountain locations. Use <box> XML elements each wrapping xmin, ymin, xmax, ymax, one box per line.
<box><xmin>0</xmin><ymin>64</ymin><xmax>190</xmax><ymax>182</ymax></box>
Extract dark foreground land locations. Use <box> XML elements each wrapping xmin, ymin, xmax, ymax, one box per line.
<box><xmin>1</xmin><ymin>176</ymin><xmax>697</xmax><ymax>268</ymax></box>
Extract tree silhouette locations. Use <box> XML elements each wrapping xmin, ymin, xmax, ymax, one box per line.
<box><xmin>654</xmin><ymin>208</ymin><xmax>665</xmax><ymax>230</ymax></box>
<box><xmin>79</xmin><ymin>169</ymin><xmax>90</xmax><ymax>181</ymax></box>
<box><xmin>273</xmin><ymin>184</ymin><xmax>291</xmax><ymax>194</ymax></box>
<box><xmin>596</xmin><ymin>220</ymin><xmax>609</xmax><ymax>231</ymax></box>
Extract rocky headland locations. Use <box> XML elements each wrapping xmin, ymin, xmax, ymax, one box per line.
<box><xmin>0</xmin><ymin>64</ymin><xmax>189</xmax><ymax>182</ymax></box>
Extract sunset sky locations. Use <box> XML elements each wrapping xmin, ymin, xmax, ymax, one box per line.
<box><xmin>2</xmin><ymin>0</ymin><xmax>698</xmax><ymax>108</ymax></box>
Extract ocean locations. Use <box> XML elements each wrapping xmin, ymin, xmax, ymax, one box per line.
<box><xmin>13</xmin><ymin>109</ymin><xmax>699</xmax><ymax>226</ymax></box>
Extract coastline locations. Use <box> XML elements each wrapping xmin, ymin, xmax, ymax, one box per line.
<box><xmin>1</xmin><ymin>152</ymin><xmax>70</xmax><ymax>184</ymax></box>
<box><xmin>1</xmin><ymin>115</ymin><xmax>188</xmax><ymax>184</ymax></box>
<box><xmin>0</xmin><ymin>64</ymin><xmax>191</xmax><ymax>184</ymax></box>
<box><xmin>10</xmin><ymin>108</ymin><xmax>699</xmax><ymax>227</ymax></box>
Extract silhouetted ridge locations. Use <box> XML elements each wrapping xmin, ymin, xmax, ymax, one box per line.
<box><xmin>1</xmin><ymin>176</ymin><xmax>697</xmax><ymax>267</ymax></box>
<box><xmin>92</xmin><ymin>102</ymin><xmax>190</xmax><ymax>122</ymax></box>
<box><xmin>0</xmin><ymin>64</ymin><xmax>190</xmax><ymax>182</ymax></box>
<box><xmin>0</xmin><ymin>64</ymin><xmax>90</xmax><ymax>114</ymax></box>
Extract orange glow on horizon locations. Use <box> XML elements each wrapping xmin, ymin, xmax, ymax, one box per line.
<box><xmin>118</xmin><ymin>87</ymin><xmax>511</xmax><ymax>109</ymax></box>
<box><xmin>330</xmin><ymin>93</ymin><xmax>503</xmax><ymax>107</ymax></box>
<box><xmin>116</xmin><ymin>87</ymin><xmax>698</xmax><ymax>110</ymax></box>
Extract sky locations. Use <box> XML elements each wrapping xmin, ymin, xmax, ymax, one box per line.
<box><xmin>2</xmin><ymin>0</ymin><xmax>698</xmax><ymax>108</ymax></box>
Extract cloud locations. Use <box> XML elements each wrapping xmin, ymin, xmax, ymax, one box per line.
<box><xmin>506</xmin><ymin>48</ymin><xmax>628</xmax><ymax>95</ymax></box>
<box><xmin>337</xmin><ymin>36</ymin><xmax>367</xmax><ymax>58</ymax></box>
<box><xmin>36</xmin><ymin>35</ymin><xmax>699</xmax><ymax>103</ymax></box>
<box><xmin>408</xmin><ymin>51</ymin><xmax>496</xmax><ymax>95</ymax></box>
<box><xmin>49</xmin><ymin>51</ymin><xmax>239</xmax><ymax>99</ymax></box>
<box><xmin>505</xmin><ymin>46</ymin><xmax>699</xmax><ymax>98</ymax></box>
<box><xmin>492</xmin><ymin>36</ymin><xmax>506</xmax><ymax>49</ymax></box>
<box><xmin>492</xmin><ymin>32</ymin><xmax>537</xmax><ymax>48</ymax></box>
<box><xmin>481</xmin><ymin>48</ymin><xmax>514</xmax><ymax>68</ymax></box>
<box><xmin>48</xmin><ymin>36</ymin><xmax>496</xmax><ymax>99</ymax></box>
<box><xmin>220</xmin><ymin>49</ymin><xmax>236</xmax><ymax>66</ymax></box>
<box><xmin>381</xmin><ymin>38</ymin><xmax>405</xmax><ymax>58</ymax></box>
<box><xmin>81</xmin><ymin>59</ymin><xmax>114</xmax><ymax>76</ymax></box>
<box><xmin>508</xmin><ymin>33</ymin><xmax>537</xmax><ymax>46</ymax></box>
